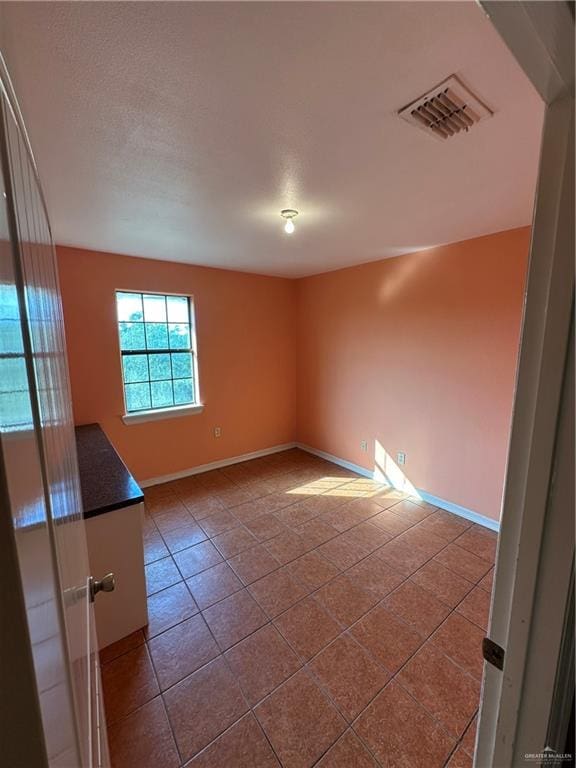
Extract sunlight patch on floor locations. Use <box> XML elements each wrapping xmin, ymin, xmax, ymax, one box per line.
<box><xmin>285</xmin><ymin>477</ymin><xmax>352</xmax><ymax>496</ymax></box>
<box><xmin>286</xmin><ymin>475</ymin><xmax>398</xmax><ymax>499</ymax></box>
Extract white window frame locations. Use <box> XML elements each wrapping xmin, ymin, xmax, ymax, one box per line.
<box><xmin>114</xmin><ymin>289</ymin><xmax>203</xmax><ymax>424</ymax></box>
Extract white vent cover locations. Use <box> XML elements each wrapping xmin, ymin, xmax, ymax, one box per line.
<box><xmin>398</xmin><ymin>75</ymin><xmax>493</xmax><ymax>140</ymax></box>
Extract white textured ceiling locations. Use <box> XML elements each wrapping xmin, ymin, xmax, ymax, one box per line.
<box><xmin>1</xmin><ymin>2</ymin><xmax>543</xmax><ymax>277</ymax></box>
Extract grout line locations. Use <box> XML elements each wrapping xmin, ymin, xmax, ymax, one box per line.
<box><xmin>390</xmin><ymin>637</ymin><xmax>480</xmax><ymax>728</ymax></box>
<box><xmin>160</xmin><ymin>611</ymin><xmax>236</xmax><ymax>766</ymax></box>
<box><xmin>441</xmin><ymin>709</ymin><xmax>478</xmax><ymax>767</ymax></box>
<box><xmin>149</xmin><ymin>627</ymin><xmax>461</xmax><ymax>758</ymax></box>
<box><xmin>143</xmin><ymin>497</ymin><xmax>491</xmax><ymax>660</ymax></box>
<box><xmin>218</xmin><ymin>646</ymin><xmax>286</xmax><ymax>767</ymax></box>
<box><xmin>143</xmin><ymin>535</ymin><xmax>488</xmax><ymax>682</ymax></box>
<box><xmin>99</xmin><ymin>634</ymin><xmax>147</xmax><ymax>668</ymax></box>
<box><xmin>162</xmin><ymin>689</ymin><xmax>185</xmax><ymax>766</ymax></box>
<box><xmin>144</xmin><ymin>547</ymin><xmax>470</xmax><ymax>695</ymax></box>
<box><xmin>346</xmin><ymin>726</ymin><xmax>387</xmax><ymax>767</ymax></box>
<box><xmin>304</xmin><ymin>633</ymin><xmax>391</xmax><ymax>723</ymax></box>
<box><xmin>110</xmin><ymin>448</ymin><xmax>494</xmax><ymax>766</ymax></box>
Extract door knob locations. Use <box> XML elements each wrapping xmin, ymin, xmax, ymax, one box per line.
<box><xmin>89</xmin><ymin>573</ymin><xmax>115</xmax><ymax>603</ymax></box>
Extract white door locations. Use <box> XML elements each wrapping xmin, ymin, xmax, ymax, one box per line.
<box><xmin>476</xmin><ymin>2</ymin><xmax>574</xmax><ymax>765</ymax></box>
<box><xmin>0</xmin><ymin>57</ymin><xmax>109</xmax><ymax>767</ymax></box>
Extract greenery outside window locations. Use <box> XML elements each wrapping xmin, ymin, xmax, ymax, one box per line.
<box><xmin>116</xmin><ymin>291</ymin><xmax>199</xmax><ymax>413</ymax></box>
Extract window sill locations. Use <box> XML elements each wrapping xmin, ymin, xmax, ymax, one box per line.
<box><xmin>121</xmin><ymin>404</ymin><xmax>204</xmax><ymax>425</ymax></box>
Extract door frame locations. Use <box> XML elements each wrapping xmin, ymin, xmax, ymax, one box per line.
<box><xmin>476</xmin><ymin>1</ymin><xmax>574</xmax><ymax>765</ymax></box>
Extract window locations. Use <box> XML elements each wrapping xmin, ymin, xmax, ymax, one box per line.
<box><xmin>115</xmin><ymin>291</ymin><xmax>199</xmax><ymax>414</ymax></box>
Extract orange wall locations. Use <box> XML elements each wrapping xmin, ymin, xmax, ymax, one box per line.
<box><xmin>295</xmin><ymin>227</ymin><xmax>530</xmax><ymax>521</ymax></box>
<box><xmin>57</xmin><ymin>246</ymin><xmax>297</xmax><ymax>482</ymax></box>
<box><xmin>58</xmin><ymin>228</ymin><xmax>529</xmax><ymax>520</ymax></box>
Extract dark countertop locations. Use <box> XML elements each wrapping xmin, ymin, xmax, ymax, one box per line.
<box><xmin>75</xmin><ymin>423</ymin><xmax>144</xmax><ymax>519</ymax></box>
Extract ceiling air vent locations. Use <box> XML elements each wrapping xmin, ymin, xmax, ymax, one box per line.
<box><xmin>398</xmin><ymin>75</ymin><xmax>493</xmax><ymax>140</ymax></box>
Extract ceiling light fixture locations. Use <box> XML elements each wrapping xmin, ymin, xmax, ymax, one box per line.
<box><xmin>281</xmin><ymin>209</ymin><xmax>298</xmax><ymax>235</ymax></box>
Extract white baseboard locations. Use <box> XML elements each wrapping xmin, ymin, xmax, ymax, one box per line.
<box><xmin>141</xmin><ymin>439</ymin><xmax>500</xmax><ymax>533</ymax></box>
<box><xmin>416</xmin><ymin>489</ymin><xmax>500</xmax><ymax>532</ymax></box>
<box><xmin>295</xmin><ymin>442</ymin><xmax>374</xmax><ymax>479</ymax></box>
<box><xmin>296</xmin><ymin>442</ymin><xmax>500</xmax><ymax>533</ymax></box>
<box><xmin>139</xmin><ymin>442</ymin><xmax>297</xmax><ymax>488</ymax></box>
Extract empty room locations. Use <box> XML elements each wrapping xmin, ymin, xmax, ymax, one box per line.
<box><xmin>1</xmin><ymin>3</ymin><xmax>574</xmax><ymax>768</ymax></box>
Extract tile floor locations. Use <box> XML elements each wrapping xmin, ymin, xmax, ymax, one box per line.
<box><xmin>101</xmin><ymin>448</ymin><xmax>496</xmax><ymax>768</ymax></box>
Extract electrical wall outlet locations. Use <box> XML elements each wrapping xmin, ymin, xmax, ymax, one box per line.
<box><xmin>397</xmin><ymin>451</ymin><xmax>406</xmax><ymax>465</ymax></box>
<box><xmin>360</xmin><ymin>440</ymin><xmax>368</xmax><ymax>452</ymax></box>
<box><xmin>214</xmin><ymin>427</ymin><xmax>222</xmax><ymax>438</ymax></box>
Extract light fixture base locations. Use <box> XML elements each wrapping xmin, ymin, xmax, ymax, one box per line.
<box><xmin>280</xmin><ymin>209</ymin><xmax>298</xmax><ymax>220</ymax></box>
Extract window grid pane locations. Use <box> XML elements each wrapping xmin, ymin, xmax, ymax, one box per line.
<box><xmin>116</xmin><ymin>291</ymin><xmax>196</xmax><ymax>412</ymax></box>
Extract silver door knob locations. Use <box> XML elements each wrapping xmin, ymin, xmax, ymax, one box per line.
<box><xmin>89</xmin><ymin>573</ymin><xmax>115</xmax><ymax>603</ymax></box>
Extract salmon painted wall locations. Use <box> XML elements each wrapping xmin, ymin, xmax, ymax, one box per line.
<box><xmin>57</xmin><ymin>246</ymin><xmax>297</xmax><ymax>482</ymax></box>
<box><xmin>59</xmin><ymin>227</ymin><xmax>528</xmax><ymax>519</ymax></box>
<box><xmin>296</xmin><ymin>227</ymin><xmax>530</xmax><ymax>521</ymax></box>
